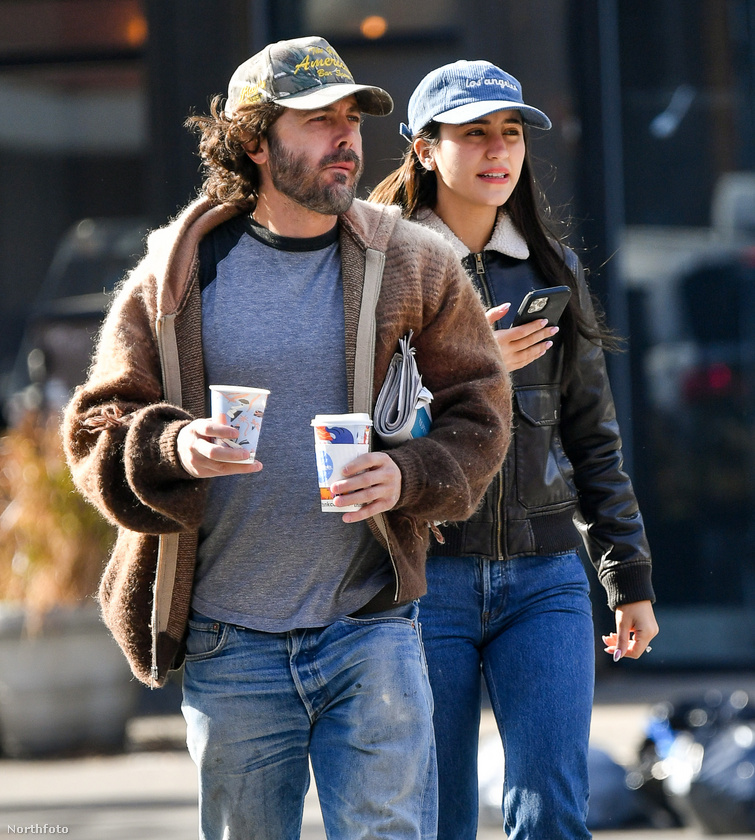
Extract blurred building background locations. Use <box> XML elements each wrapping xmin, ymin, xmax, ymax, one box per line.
<box><xmin>0</xmin><ymin>0</ymin><xmax>753</xmax><ymax>677</ymax></box>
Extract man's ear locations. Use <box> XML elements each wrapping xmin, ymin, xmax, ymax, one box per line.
<box><xmin>244</xmin><ymin>138</ymin><xmax>268</xmax><ymax>165</ymax></box>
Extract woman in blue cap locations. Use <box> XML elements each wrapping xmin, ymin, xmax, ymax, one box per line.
<box><xmin>370</xmin><ymin>61</ymin><xmax>658</xmax><ymax>839</ymax></box>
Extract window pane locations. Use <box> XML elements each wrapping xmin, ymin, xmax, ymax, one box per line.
<box><xmin>302</xmin><ymin>0</ymin><xmax>459</xmax><ymax>40</ymax></box>
<box><xmin>0</xmin><ymin>0</ymin><xmax>147</xmax><ymax>57</ymax></box>
<box><xmin>0</xmin><ymin>63</ymin><xmax>145</xmax><ymax>153</ymax></box>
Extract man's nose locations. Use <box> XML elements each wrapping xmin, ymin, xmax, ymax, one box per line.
<box><xmin>335</xmin><ymin>117</ymin><xmax>359</xmax><ymax>147</ymax></box>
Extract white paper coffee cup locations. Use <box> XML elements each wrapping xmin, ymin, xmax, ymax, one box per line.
<box><xmin>210</xmin><ymin>385</ymin><xmax>270</xmax><ymax>462</ymax></box>
<box><xmin>311</xmin><ymin>413</ymin><xmax>372</xmax><ymax>512</ymax></box>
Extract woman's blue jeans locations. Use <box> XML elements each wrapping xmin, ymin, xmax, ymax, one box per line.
<box><xmin>181</xmin><ymin>601</ymin><xmax>436</xmax><ymax>840</ymax></box>
<box><xmin>420</xmin><ymin>552</ymin><xmax>594</xmax><ymax>840</ymax></box>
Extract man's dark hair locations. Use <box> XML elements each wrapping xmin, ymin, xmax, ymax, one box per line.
<box><xmin>185</xmin><ymin>95</ymin><xmax>284</xmax><ymax>205</ymax></box>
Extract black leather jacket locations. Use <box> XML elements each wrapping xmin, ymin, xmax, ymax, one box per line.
<box><xmin>430</xmin><ymin>243</ymin><xmax>655</xmax><ymax>611</ymax></box>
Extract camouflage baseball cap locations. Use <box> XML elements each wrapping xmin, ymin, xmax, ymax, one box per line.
<box><xmin>225</xmin><ymin>36</ymin><xmax>393</xmax><ymax>117</ymax></box>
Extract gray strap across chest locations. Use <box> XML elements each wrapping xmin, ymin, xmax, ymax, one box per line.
<box><xmin>353</xmin><ymin>248</ymin><xmax>385</xmax><ymax>415</ymax></box>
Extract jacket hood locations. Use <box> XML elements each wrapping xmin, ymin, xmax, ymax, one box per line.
<box><xmin>145</xmin><ymin>197</ymin><xmax>252</xmax><ymax>320</ymax></box>
<box><xmin>341</xmin><ymin>198</ymin><xmax>403</xmax><ymax>253</ymax></box>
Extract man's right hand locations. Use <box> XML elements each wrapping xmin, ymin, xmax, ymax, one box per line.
<box><xmin>486</xmin><ymin>303</ymin><xmax>559</xmax><ymax>372</ymax></box>
<box><xmin>177</xmin><ymin>419</ymin><xmax>263</xmax><ymax>478</ymax></box>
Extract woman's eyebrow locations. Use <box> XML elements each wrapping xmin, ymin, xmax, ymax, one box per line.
<box><xmin>461</xmin><ymin>115</ymin><xmax>524</xmax><ymax>126</ymax></box>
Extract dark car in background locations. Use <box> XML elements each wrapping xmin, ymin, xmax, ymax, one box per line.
<box><xmin>2</xmin><ymin>217</ymin><xmax>149</xmax><ymax>426</ymax></box>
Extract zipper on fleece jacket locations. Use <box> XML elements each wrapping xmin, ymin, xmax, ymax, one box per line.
<box><xmin>471</xmin><ymin>251</ymin><xmax>507</xmax><ymax>562</ymax></box>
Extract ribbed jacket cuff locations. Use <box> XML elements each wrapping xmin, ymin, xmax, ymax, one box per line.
<box><xmin>601</xmin><ymin>563</ymin><xmax>656</xmax><ymax>611</ymax></box>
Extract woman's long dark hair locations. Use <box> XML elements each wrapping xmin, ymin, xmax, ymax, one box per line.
<box><xmin>369</xmin><ymin>121</ymin><xmax>620</xmax><ymax>385</ymax></box>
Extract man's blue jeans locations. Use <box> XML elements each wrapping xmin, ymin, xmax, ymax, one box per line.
<box><xmin>181</xmin><ymin>601</ymin><xmax>437</xmax><ymax>840</ymax></box>
<box><xmin>420</xmin><ymin>552</ymin><xmax>594</xmax><ymax>840</ymax></box>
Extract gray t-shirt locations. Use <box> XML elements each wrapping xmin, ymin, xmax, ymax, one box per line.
<box><xmin>193</xmin><ymin>216</ymin><xmax>391</xmax><ymax>631</ymax></box>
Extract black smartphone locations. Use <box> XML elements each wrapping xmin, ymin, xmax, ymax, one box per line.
<box><xmin>511</xmin><ymin>285</ymin><xmax>571</xmax><ymax>327</ymax></box>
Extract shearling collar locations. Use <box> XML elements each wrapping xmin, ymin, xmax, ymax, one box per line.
<box><xmin>414</xmin><ymin>207</ymin><xmax>530</xmax><ymax>261</ymax></box>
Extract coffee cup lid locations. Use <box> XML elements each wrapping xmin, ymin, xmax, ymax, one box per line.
<box><xmin>210</xmin><ymin>385</ymin><xmax>270</xmax><ymax>395</ymax></box>
<box><xmin>311</xmin><ymin>413</ymin><xmax>372</xmax><ymax>426</ymax></box>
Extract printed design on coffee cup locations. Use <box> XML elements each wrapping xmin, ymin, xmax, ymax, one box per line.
<box><xmin>223</xmin><ymin>398</ymin><xmax>261</xmax><ymax>447</ymax></box>
<box><xmin>316</xmin><ymin>448</ymin><xmax>335</xmax><ymax>485</ymax></box>
<box><xmin>210</xmin><ymin>385</ymin><xmax>270</xmax><ymax>462</ymax></box>
<box><xmin>315</xmin><ymin>444</ymin><xmax>362</xmax><ymax>509</ymax></box>
<box><xmin>314</xmin><ymin>425</ymin><xmax>367</xmax><ymax>444</ymax></box>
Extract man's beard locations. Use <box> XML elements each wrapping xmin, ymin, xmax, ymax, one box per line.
<box><xmin>266</xmin><ymin>129</ymin><xmax>363</xmax><ymax>215</ymax></box>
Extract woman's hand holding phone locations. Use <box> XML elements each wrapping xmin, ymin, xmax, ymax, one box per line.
<box><xmin>485</xmin><ymin>303</ymin><xmax>558</xmax><ymax>372</ymax></box>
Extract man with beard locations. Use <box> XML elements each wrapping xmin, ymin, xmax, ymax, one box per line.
<box><xmin>62</xmin><ymin>36</ymin><xmax>511</xmax><ymax>840</ymax></box>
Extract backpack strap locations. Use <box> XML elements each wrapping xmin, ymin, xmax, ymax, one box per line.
<box><xmin>152</xmin><ymin>313</ymin><xmax>182</xmax><ymax>686</ymax></box>
<box><xmin>353</xmin><ymin>248</ymin><xmax>385</xmax><ymax>415</ymax></box>
<box><xmin>352</xmin><ymin>247</ymin><xmax>393</xmax><ymax>555</ymax></box>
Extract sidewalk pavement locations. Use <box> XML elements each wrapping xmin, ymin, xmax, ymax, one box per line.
<box><xmin>2</xmin><ymin>672</ymin><xmax>754</xmax><ymax>839</ymax></box>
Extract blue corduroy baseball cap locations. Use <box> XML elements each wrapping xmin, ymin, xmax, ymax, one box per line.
<box><xmin>400</xmin><ymin>60</ymin><xmax>551</xmax><ymax>139</ymax></box>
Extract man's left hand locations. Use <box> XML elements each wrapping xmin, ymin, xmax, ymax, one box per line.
<box><xmin>330</xmin><ymin>452</ymin><xmax>401</xmax><ymax>523</ymax></box>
